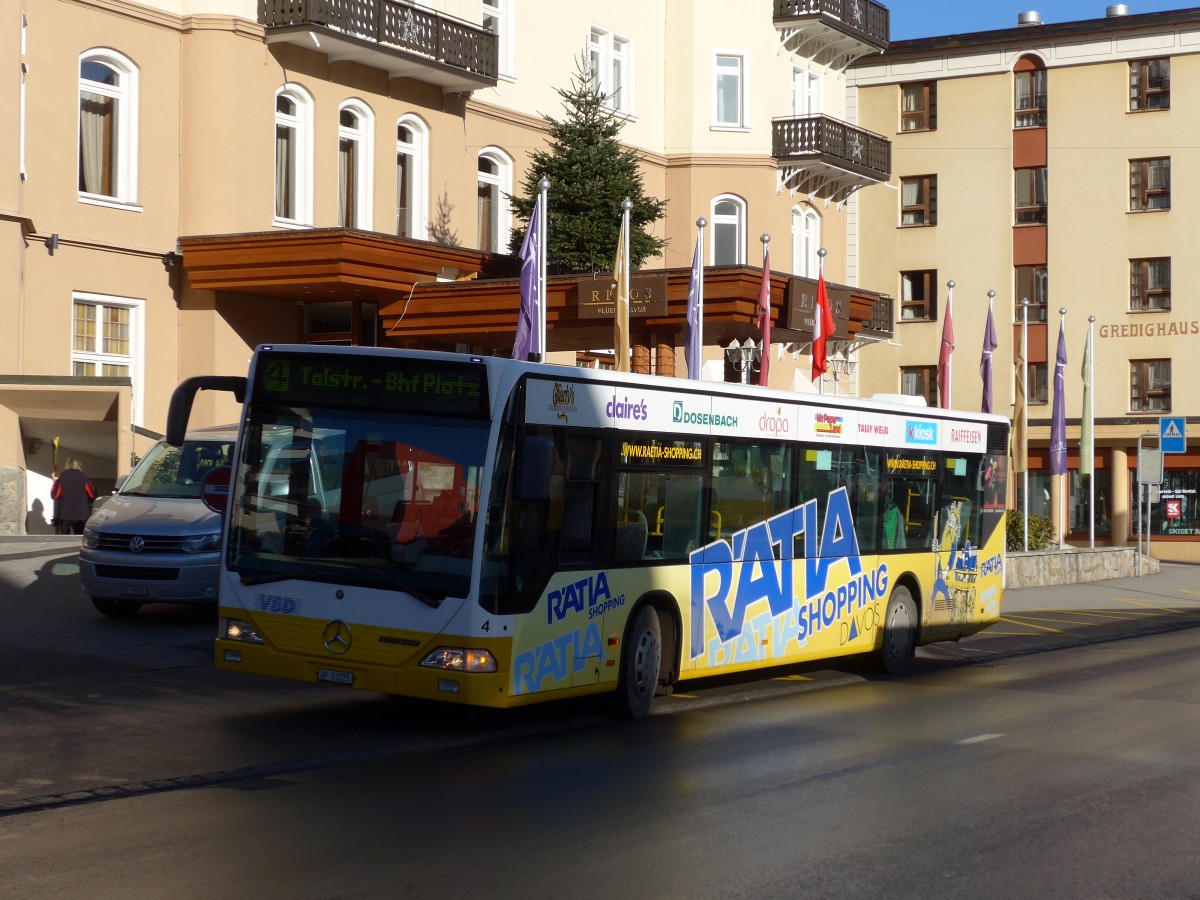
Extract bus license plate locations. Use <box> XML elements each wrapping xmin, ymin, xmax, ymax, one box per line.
<box><xmin>317</xmin><ymin>668</ymin><xmax>354</xmax><ymax>685</ymax></box>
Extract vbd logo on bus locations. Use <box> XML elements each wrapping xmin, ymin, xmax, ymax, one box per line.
<box><xmin>672</xmin><ymin>400</ymin><xmax>738</xmax><ymax>428</ymax></box>
<box><xmin>688</xmin><ymin>486</ymin><xmax>889</xmax><ymax>665</ymax></box>
<box><xmin>906</xmin><ymin>421</ymin><xmax>938</xmax><ymax>445</ymax></box>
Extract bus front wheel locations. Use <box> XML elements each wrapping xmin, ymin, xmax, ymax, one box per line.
<box><xmin>879</xmin><ymin>586</ymin><xmax>917</xmax><ymax>674</ymax></box>
<box><xmin>617</xmin><ymin>605</ymin><xmax>662</xmax><ymax>718</ymax></box>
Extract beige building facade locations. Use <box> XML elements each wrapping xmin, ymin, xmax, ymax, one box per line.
<box><xmin>1</xmin><ymin>0</ymin><xmax>895</xmax><ymax>533</ymax></box>
<box><xmin>850</xmin><ymin>5</ymin><xmax>1200</xmax><ymax>560</ymax></box>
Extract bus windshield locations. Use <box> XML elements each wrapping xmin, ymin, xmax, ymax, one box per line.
<box><xmin>227</xmin><ymin>406</ymin><xmax>489</xmax><ymax>603</ymax></box>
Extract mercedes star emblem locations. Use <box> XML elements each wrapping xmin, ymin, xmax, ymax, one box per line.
<box><xmin>323</xmin><ymin>620</ymin><xmax>353</xmax><ymax>655</ymax></box>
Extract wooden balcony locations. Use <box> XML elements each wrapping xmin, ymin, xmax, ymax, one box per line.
<box><xmin>773</xmin><ymin>0</ymin><xmax>889</xmax><ymax>72</ymax></box>
<box><xmin>259</xmin><ymin>0</ymin><xmax>498</xmax><ymax>93</ymax></box>
<box><xmin>860</xmin><ymin>295</ymin><xmax>894</xmax><ymax>340</ymax></box>
<box><xmin>773</xmin><ymin>114</ymin><xmax>891</xmax><ymax>203</ymax></box>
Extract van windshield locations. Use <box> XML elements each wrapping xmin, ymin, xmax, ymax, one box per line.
<box><xmin>228</xmin><ymin>407</ymin><xmax>489</xmax><ymax>602</ymax></box>
<box><xmin>121</xmin><ymin>438</ymin><xmax>235</xmax><ymax>499</ymax></box>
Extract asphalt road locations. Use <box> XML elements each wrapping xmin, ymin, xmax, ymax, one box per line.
<box><xmin>4</xmin><ymin>539</ymin><xmax>1200</xmax><ymax>897</ymax></box>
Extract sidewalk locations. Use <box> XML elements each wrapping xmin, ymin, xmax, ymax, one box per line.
<box><xmin>925</xmin><ymin>561</ymin><xmax>1200</xmax><ymax>663</ymax></box>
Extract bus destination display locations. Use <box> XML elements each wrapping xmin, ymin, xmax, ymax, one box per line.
<box><xmin>255</xmin><ymin>352</ymin><xmax>488</xmax><ymax>416</ymax></box>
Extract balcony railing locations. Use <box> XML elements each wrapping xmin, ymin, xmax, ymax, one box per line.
<box><xmin>773</xmin><ymin>115</ymin><xmax>891</xmax><ymax>181</ymax></box>
<box><xmin>862</xmin><ymin>295</ymin><xmax>894</xmax><ymax>337</ymax></box>
<box><xmin>260</xmin><ymin>0</ymin><xmax>497</xmax><ymax>87</ymax></box>
<box><xmin>773</xmin><ymin>0</ymin><xmax>890</xmax><ymax>46</ymax></box>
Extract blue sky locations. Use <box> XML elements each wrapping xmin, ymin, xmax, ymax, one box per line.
<box><xmin>887</xmin><ymin>1</ymin><xmax>1190</xmax><ymax>41</ymax></box>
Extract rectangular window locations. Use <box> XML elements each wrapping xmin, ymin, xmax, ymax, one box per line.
<box><xmin>1027</xmin><ymin>362</ymin><xmax>1048</xmax><ymax>406</ymax></box>
<box><xmin>900</xmin><ymin>175</ymin><xmax>937</xmax><ymax>226</ymax></box>
<box><xmin>900</xmin><ymin>270</ymin><xmax>936</xmax><ymax>321</ymax></box>
<box><xmin>1015</xmin><ymin>167</ymin><xmax>1048</xmax><ymax>224</ymax></box>
<box><xmin>1015</xmin><ymin>265</ymin><xmax>1048</xmax><ymax>323</ymax></box>
<box><xmin>792</xmin><ymin>66</ymin><xmax>822</xmax><ymax>117</ymax></box>
<box><xmin>900</xmin><ymin>81</ymin><xmax>935</xmax><ymax>132</ymax></box>
<box><xmin>1130</xmin><ymin>58</ymin><xmax>1170</xmax><ymax>111</ymax></box>
<box><xmin>1014</xmin><ymin>69</ymin><xmax>1047</xmax><ymax>127</ymax></box>
<box><xmin>1130</xmin><ymin>359</ymin><xmax>1172</xmax><ymax>412</ymax></box>
<box><xmin>72</xmin><ymin>293</ymin><xmax>142</xmax><ymax>424</ymax></box>
<box><xmin>900</xmin><ymin>366</ymin><xmax>938</xmax><ymax>406</ymax></box>
<box><xmin>482</xmin><ymin>0</ymin><xmax>514</xmax><ymax>77</ymax></box>
<box><xmin>1130</xmin><ymin>258</ymin><xmax>1171</xmax><ymax>311</ymax></box>
<box><xmin>713</xmin><ymin>53</ymin><xmax>746</xmax><ymax>127</ymax></box>
<box><xmin>590</xmin><ymin>27</ymin><xmax>632</xmax><ymax>114</ymax></box>
<box><xmin>1130</xmin><ymin>157</ymin><xmax>1170</xmax><ymax>211</ymax></box>
<box><xmin>711</xmin><ymin>441</ymin><xmax>792</xmax><ymax>543</ymax></box>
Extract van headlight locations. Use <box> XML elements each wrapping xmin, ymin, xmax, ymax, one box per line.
<box><xmin>182</xmin><ymin>532</ymin><xmax>222</xmax><ymax>553</ymax></box>
<box><xmin>82</xmin><ymin>528</ymin><xmax>101</xmax><ymax>550</ymax></box>
<box><xmin>419</xmin><ymin>647</ymin><xmax>496</xmax><ymax>673</ymax></box>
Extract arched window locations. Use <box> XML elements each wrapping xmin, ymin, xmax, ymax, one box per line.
<box><xmin>78</xmin><ymin>50</ymin><xmax>138</xmax><ymax>203</ymax></box>
<box><xmin>1014</xmin><ymin>55</ymin><xmax>1047</xmax><ymax>128</ymax></box>
<box><xmin>338</xmin><ymin>100</ymin><xmax>374</xmax><ymax>229</ymax></box>
<box><xmin>396</xmin><ymin>115</ymin><xmax>429</xmax><ymax>239</ymax></box>
<box><xmin>711</xmin><ymin>194</ymin><xmax>746</xmax><ymax>265</ymax></box>
<box><xmin>791</xmin><ymin>205</ymin><xmax>820</xmax><ymax>277</ymax></box>
<box><xmin>477</xmin><ymin>148</ymin><xmax>512</xmax><ymax>253</ymax></box>
<box><xmin>274</xmin><ymin>84</ymin><xmax>313</xmax><ymax>225</ymax></box>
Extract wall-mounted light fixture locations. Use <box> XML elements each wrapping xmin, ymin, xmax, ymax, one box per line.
<box><xmin>162</xmin><ymin>251</ymin><xmax>178</xmax><ymax>268</ymax></box>
<box><xmin>46</xmin><ymin>233</ymin><xmax>59</xmax><ymax>255</ymax></box>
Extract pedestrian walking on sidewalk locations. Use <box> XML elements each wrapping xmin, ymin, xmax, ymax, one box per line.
<box><xmin>51</xmin><ymin>457</ymin><xmax>97</xmax><ymax>535</ymax></box>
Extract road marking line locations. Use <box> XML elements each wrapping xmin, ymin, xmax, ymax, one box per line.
<box><xmin>668</xmin><ymin>693</ymin><xmax>699</xmax><ymax>700</ymax></box>
<box><xmin>1112</xmin><ymin>597</ymin><xmax>1200</xmax><ymax>616</ymax></box>
<box><xmin>1177</xmin><ymin>589</ymin><xmax>1200</xmax><ymax>597</ymax></box>
<box><xmin>1025</xmin><ymin>607</ymin><xmax>1143</xmax><ymax>620</ymax></box>
<box><xmin>774</xmin><ymin>675</ymin><xmax>813</xmax><ymax>681</ymax></box>
<box><xmin>956</xmin><ymin>733</ymin><xmax>1004</xmax><ymax>745</ymax></box>
<box><xmin>999</xmin><ymin>616</ymin><xmax>1072</xmax><ymax>635</ymax></box>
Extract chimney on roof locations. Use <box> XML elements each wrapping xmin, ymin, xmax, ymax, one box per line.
<box><xmin>1107</xmin><ymin>4</ymin><xmax>1130</xmax><ymax>16</ymax></box>
<box><xmin>1017</xmin><ymin>11</ymin><xmax>1043</xmax><ymax>27</ymax></box>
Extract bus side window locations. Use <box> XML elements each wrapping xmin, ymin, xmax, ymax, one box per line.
<box><xmin>661</xmin><ymin>475</ymin><xmax>703</xmax><ymax>558</ymax></box>
<box><xmin>561</xmin><ymin>435</ymin><xmax>602</xmax><ymax>564</ymax></box>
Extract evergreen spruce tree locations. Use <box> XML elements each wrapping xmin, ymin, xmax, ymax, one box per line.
<box><xmin>509</xmin><ymin>60</ymin><xmax>666</xmax><ymax>273</ymax></box>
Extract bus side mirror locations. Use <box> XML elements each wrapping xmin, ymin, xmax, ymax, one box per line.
<box><xmin>514</xmin><ymin>437</ymin><xmax>554</xmax><ymax>501</ymax></box>
<box><xmin>166</xmin><ymin>376</ymin><xmax>247</xmax><ymax>447</ymax></box>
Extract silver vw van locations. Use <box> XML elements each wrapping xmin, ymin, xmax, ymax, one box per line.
<box><xmin>80</xmin><ymin>425</ymin><xmax>237</xmax><ymax>617</ymax></box>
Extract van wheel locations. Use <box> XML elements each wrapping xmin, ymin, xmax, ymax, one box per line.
<box><xmin>616</xmin><ymin>606</ymin><xmax>662</xmax><ymax>718</ymax></box>
<box><xmin>879</xmin><ymin>586</ymin><xmax>917</xmax><ymax>674</ymax></box>
<box><xmin>92</xmin><ymin>597</ymin><xmax>142</xmax><ymax>617</ymax></box>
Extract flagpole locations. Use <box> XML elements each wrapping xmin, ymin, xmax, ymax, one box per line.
<box><xmin>945</xmin><ymin>279</ymin><xmax>955</xmax><ymax>408</ymax></box>
<box><xmin>537</xmin><ymin>177</ymin><xmax>549</xmax><ymax>357</ymax></box>
<box><xmin>697</xmin><ymin>217</ymin><xmax>706</xmax><ymax>377</ymax></box>
<box><xmin>817</xmin><ymin>247</ymin><xmax>826</xmax><ymax>395</ymax></box>
<box><xmin>1022</xmin><ymin>296</ymin><xmax>1030</xmax><ymax>553</ymax></box>
<box><xmin>1088</xmin><ymin>314</ymin><xmax>1096</xmax><ymax>549</ymax></box>
<box><xmin>1057</xmin><ymin>306</ymin><xmax>1067</xmax><ymax>551</ymax></box>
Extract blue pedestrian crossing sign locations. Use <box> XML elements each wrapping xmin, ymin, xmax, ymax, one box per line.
<box><xmin>1160</xmin><ymin>416</ymin><xmax>1186</xmax><ymax>453</ymax></box>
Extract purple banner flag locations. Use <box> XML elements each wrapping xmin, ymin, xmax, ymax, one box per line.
<box><xmin>512</xmin><ymin>197</ymin><xmax>541</xmax><ymax>362</ymax></box>
<box><xmin>1049</xmin><ymin>314</ymin><xmax>1068</xmax><ymax>475</ymax></box>
<box><xmin>685</xmin><ymin>235</ymin><xmax>702</xmax><ymax>379</ymax></box>
<box><xmin>980</xmin><ymin>300</ymin><xmax>997</xmax><ymax>414</ymax></box>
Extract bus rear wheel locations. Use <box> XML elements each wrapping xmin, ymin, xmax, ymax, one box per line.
<box><xmin>617</xmin><ymin>605</ymin><xmax>662</xmax><ymax>718</ymax></box>
<box><xmin>879</xmin><ymin>586</ymin><xmax>917</xmax><ymax>674</ymax></box>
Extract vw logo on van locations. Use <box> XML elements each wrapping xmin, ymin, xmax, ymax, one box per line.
<box><xmin>129</xmin><ymin>536</ymin><xmax>145</xmax><ymax>553</ymax></box>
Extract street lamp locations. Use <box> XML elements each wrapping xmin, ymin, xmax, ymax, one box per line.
<box><xmin>725</xmin><ymin>338</ymin><xmax>761</xmax><ymax>384</ymax></box>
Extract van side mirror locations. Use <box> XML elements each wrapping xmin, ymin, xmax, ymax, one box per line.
<box><xmin>514</xmin><ymin>437</ymin><xmax>554</xmax><ymax>501</ymax></box>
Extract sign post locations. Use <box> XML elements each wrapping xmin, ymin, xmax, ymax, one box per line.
<box><xmin>1136</xmin><ymin>433</ymin><xmax>1164</xmax><ymax>576</ymax></box>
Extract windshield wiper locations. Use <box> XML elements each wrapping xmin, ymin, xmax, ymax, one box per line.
<box><xmin>236</xmin><ymin>561</ymin><xmax>444</xmax><ymax>608</ymax></box>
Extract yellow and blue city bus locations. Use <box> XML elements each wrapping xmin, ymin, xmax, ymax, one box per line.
<box><xmin>167</xmin><ymin>345</ymin><xmax>1010</xmax><ymax>717</ymax></box>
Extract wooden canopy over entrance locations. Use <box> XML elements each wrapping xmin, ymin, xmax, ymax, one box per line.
<box><xmin>178</xmin><ymin>229</ymin><xmax>889</xmax><ymax>357</ymax></box>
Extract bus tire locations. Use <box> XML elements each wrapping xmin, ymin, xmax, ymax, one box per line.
<box><xmin>617</xmin><ymin>605</ymin><xmax>662</xmax><ymax>718</ymax></box>
<box><xmin>879</xmin><ymin>585</ymin><xmax>917</xmax><ymax>674</ymax></box>
<box><xmin>92</xmin><ymin>596</ymin><xmax>142</xmax><ymax>618</ymax></box>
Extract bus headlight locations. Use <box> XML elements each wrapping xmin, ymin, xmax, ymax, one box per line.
<box><xmin>419</xmin><ymin>647</ymin><xmax>496</xmax><ymax>673</ymax></box>
<box><xmin>224</xmin><ymin>618</ymin><xmax>265</xmax><ymax>644</ymax></box>
<box><xmin>182</xmin><ymin>532</ymin><xmax>222</xmax><ymax>553</ymax></box>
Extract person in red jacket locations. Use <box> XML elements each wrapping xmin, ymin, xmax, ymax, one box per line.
<box><xmin>51</xmin><ymin>457</ymin><xmax>97</xmax><ymax>535</ymax></box>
